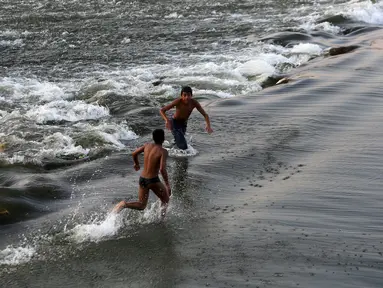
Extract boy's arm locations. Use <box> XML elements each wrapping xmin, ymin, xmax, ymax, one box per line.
<box><xmin>132</xmin><ymin>144</ymin><xmax>145</xmax><ymax>171</ymax></box>
<box><xmin>194</xmin><ymin>100</ymin><xmax>213</xmax><ymax>133</ymax></box>
<box><xmin>160</xmin><ymin>99</ymin><xmax>180</xmax><ymax>130</ymax></box>
<box><xmin>160</xmin><ymin>149</ymin><xmax>171</xmax><ymax>195</ymax></box>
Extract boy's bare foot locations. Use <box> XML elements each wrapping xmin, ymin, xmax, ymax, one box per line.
<box><xmin>112</xmin><ymin>201</ymin><xmax>126</xmax><ymax>214</ymax></box>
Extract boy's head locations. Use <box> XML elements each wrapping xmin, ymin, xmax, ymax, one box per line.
<box><xmin>152</xmin><ymin>129</ymin><xmax>165</xmax><ymax>144</ymax></box>
<box><xmin>180</xmin><ymin>86</ymin><xmax>192</xmax><ymax>103</ymax></box>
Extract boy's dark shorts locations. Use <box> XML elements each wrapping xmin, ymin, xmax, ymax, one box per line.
<box><xmin>139</xmin><ymin>176</ymin><xmax>160</xmax><ymax>188</ymax></box>
<box><xmin>171</xmin><ymin>118</ymin><xmax>187</xmax><ymax>150</ymax></box>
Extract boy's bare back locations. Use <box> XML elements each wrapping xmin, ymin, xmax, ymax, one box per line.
<box><xmin>141</xmin><ymin>143</ymin><xmax>167</xmax><ymax>179</ymax></box>
<box><xmin>111</xmin><ymin>129</ymin><xmax>170</xmax><ymax>215</ymax></box>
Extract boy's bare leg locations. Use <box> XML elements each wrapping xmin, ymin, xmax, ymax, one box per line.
<box><xmin>149</xmin><ymin>182</ymin><xmax>170</xmax><ymax>218</ymax></box>
<box><xmin>112</xmin><ymin>186</ymin><xmax>149</xmax><ymax>213</ymax></box>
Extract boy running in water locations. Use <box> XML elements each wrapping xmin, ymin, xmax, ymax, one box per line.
<box><xmin>112</xmin><ymin>129</ymin><xmax>171</xmax><ymax>217</ymax></box>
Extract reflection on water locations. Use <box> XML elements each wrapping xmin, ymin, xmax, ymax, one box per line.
<box><xmin>172</xmin><ymin>158</ymin><xmax>189</xmax><ymax>196</ymax></box>
<box><xmin>171</xmin><ymin>158</ymin><xmax>197</xmax><ymax>210</ymax></box>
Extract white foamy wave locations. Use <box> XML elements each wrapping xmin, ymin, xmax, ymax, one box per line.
<box><xmin>98</xmin><ymin>132</ymin><xmax>128</xmax><ymax>148</ymax></box>
<box><xmin>0</xmin><ymin>121</ymin><xmax>137</xmax><ymax>165</ymax></box>
<box><xmin>74</xmin><ymin>121</ymin><xmax>139</xmax><ymax>149</ymax></box>
<box><xmin>0</xmin><ymin>246</ymin><xmax>36</xmax><ymax>266</ymax></box>
<box><xmin>0</xmin><ymin>39</ymin><xmax>23</xmax><ymax>47</ymax></box>
<box><xmin>0</xmin><ymin>132</ymin><xmax>89</xmax><ymax>165</ymax></box>
<box><xmin>194</xmin><ymin>88</ymin><xmax>241</xmax><ymax>98</ymax></box>
<box><xmin>26</xmin><ymin>100</ymin><xmax>109</xmax><ymax>123</ymax></box>
<box><xmin>80</xmin><ymin>41</ymin><xmax>323</xmax><ymax>101</ymax></box>
<box><xmin>258</xmin><ymin>52</ymin><xmax>292</xmax><ymax>65</ymax></box>
<box><xmin>343</xmin><ymin>1</ymin><xmax>383</xmax><ymax>25</ymax></box>
<box><xmin>0</xmin><ymin>110</ymin><xmax>7</xmax><ymax>119</ymax></box>
<box><xmin>28</xmin><ymin>81</ymin><xmax>66</xmax><ymax>102</ymax></box>
<box><xmin>236</xmin><ymin>44</ymin><xmax>322</xmax><ymax>79</ymax></box>
<box><xmin>290</xmin><ymin>43</ymin><xmax>322</xmax><ymax>55</ymax></box>
<box><xmin>4</xmin><ymin>154</ymin><xmax>32</xmax><ymax>165</ymax></box>
<box><xmin>89</xmin><ymin>61</ymin><xmax>246</xmax><ymax>99</ymax></box>
<box><xmin>0</xmin><ymin>30</ymin><xmax>19</xmax><ymax>37</ymax></box>
<box><xmin>295</xmin><ymin>1</ymin><xmax>383</xmax><ymax>34</ymax></box>
<box><xmin>299</xmin><ymin>21</ymin><xmax>342</xmax><ymax>34</ymax></box>
<box><xmin>165</xmin><ymin>12</ymin><xmax>181</xmax><ymax>19</ymax></box>
<box><xmin>0</xmin><ymin>77</ymin><xmax>68</xmax><ymax>102</ymax></box>
<box><xmin>121</xmin><ymin>37</ymin><xmax>131</xmax><ymax>44</ymax></box>
<box><xmin>238</xmin><ymin>59</ymin><xmax>276</xmax><ymax>77</ymax></box>
<box><xmin>41</xmin><ymin>132</ymin><xmax>90</xmax><ymax>157</ymax></box>
<box><xmin>0</xmin><ymin>111</ymin><xmax>24</xmax><ymax>125</ymax></box>
<box><xmin>0</xmin><ymin>29</ymin><xmax>32</xmax><ymax>37</ymax></box>
<box><xmin>95</xmin><ymin>122</ymin><xmax>138</xmax><ymax>141</ymax></box>
<box><xmin>0</xmin><ymin>95</ymin><xmax>12</xmax><ymax>104</ymax></box>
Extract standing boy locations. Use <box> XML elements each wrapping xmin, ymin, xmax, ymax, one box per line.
<box><xmin>160</xmin><ymin>86</ymin><xmax>213</xmax><ymax>150</ymax></box>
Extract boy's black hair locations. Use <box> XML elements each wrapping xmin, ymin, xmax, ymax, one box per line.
<box><xmin>153</xmin><ymin>129</ymin><xmax>165</xmax><ymax>144</ymax></box>
<box><xmin>181</xmin><ymin>86</ymin><xmax>193</xmax><ymax>95</ymax></box>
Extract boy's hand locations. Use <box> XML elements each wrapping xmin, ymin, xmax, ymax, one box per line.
<box><xmin>165</xmin><ymin>120</ymin><xmax>172</xmax><ymax>131</ymax></box>
<box><xmin>134</xmin><ymin>164</ymin><xmax>140</xmax><ymax>171</ymax></box>
<box><xmin>205</xmin><ymin>125</ymin><xmax>213</xmax><ymax>134</ymax></box>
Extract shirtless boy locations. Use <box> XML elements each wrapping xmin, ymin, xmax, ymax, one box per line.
<box><xmin>160</xmin><ymin>86</ymin><xmax>213</xmax><ymax>150</ymax></box>
<box><xmin>112</xmin><ymin>129</ymin><xmax>171</xmax><ymax>217</ymax></box>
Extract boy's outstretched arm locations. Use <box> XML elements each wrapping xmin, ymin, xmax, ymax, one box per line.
<box><xmin>160</xmin><ymin>99</ymin><xmax>180</xmax><ymax>130</ymax></box>
<box><xmin>194</xmin><ymin>100</ymin><xmax>213</xmax><ymax>134</ymax></box>
<box><xmin>132</xmin><ymin>144</ymin><xmax>145</xmax><ymax>171</ymax></box>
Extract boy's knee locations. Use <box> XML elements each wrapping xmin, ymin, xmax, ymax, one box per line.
<box><xmin>160</xmin><ymin>192</ymin><xmax>170</xmax><ymax>204</ymax></box>
<box><xmin>137</xmin><ymin>202</ymin><xmax>147</xmax><ymax>210</ymax></box>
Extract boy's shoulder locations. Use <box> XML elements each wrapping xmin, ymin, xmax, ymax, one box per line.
<box><xmin>160</xmin><ymin>146</ymin><xmax>168</xmax><ymax>156</ymax></box>
<box><xmin>144</xmin><ymin>142</ymin><xmax>154</xmax><ymax>149</ymax></box>
<box><xmin>170</xmin><ymin>98</ymin><xmax>181</xmax><ymax>108</ymax></box>
<box><xmin>191</xmin><ymin>98</ymin><xmax>201</xmax><ymax>107</ymax></box>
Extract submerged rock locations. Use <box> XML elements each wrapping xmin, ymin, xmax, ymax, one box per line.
<box><xmin>327</xmin><ymin>45</ymin><xmax>359</xmax><ymax>56</ymax></box>
<box><xmin>152</xmin><ymin>80</ymin><xmax>163</xmax><ymax>86</ymax></box>
<box><xmin>74</xmin><ymin>133</ymin><xmax>107</xmax><ymax>148</ymax></box>
<box><xmin>152</xmin><ymin>76</ymin><xmax>166</xmax><ymax>86</ymax></box>
<box><xmin>260</xmin><ymin>31</ymin><xmax>312</xmax><ymax>47</ymax></box>
<box><xmin>261</xmin><ymin>75</ymin><xmax>288</xmax><ymax>89</ymax></box>
<box><xmin>86</xmin><ymin>92</ymin><xmax>158</xmax><ymax>115</ymax></box>
<box><xmin>42</xmin><ymin>156</ymin><xmax>90</xmax><ymax>170</ymax></box>
<box><xmin>276</xmin><ymin>77</ymin><xmax>290</xmax><ymax>85</ymax></box>
<box><xmin>76</xmin><ymin>81</ymin><xmax>115</xmax><ymax>101</ymax></box>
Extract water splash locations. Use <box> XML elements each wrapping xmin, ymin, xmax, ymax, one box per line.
<box><xmin>66</xmin><ymin>201</ymin><xmax>166</xmax><ymax>244</ymax></box>
<box><xmin>0</xmin><ymin>246</ymin><xmax>36</xmax><ymax>266</ymax></box>
<box><xmin>68</xmin><ymin>213</ymin><xmax>123</xmax><ymax>243</ymax></box>
<box><xmin>164</xmin><ymin>138</ymin><xmax>198</xmax><ymax>157</ymax></box>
